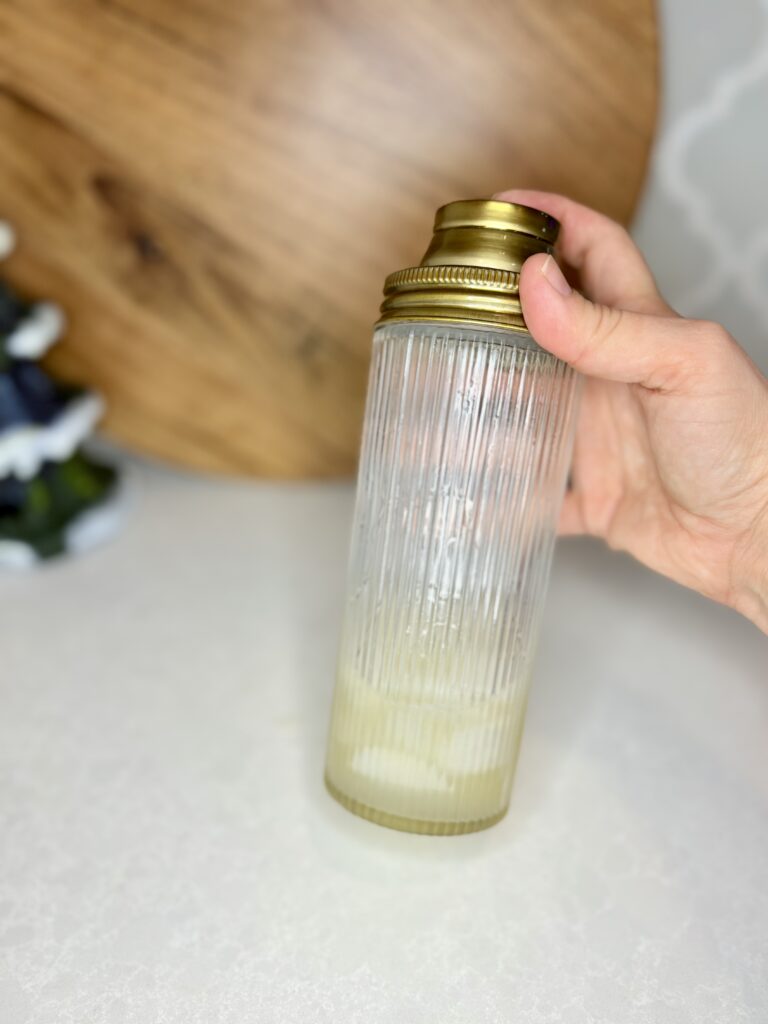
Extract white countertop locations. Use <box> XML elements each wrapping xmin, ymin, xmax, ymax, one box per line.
<box><xmin>1</xmin><ymin>459</ymin><xmax>766</xmax><ymax>1023</ymax></box>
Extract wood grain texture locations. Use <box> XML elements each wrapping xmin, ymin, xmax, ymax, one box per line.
<box><xmin>0</xmin><ymin>0</ymin><xmax>658</xmax><ymax>477</ymax></box>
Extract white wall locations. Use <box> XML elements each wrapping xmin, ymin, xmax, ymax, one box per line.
<box><xmin>632</xmin><ymin>0</ymin><xmax>768</xmax><ymax>371</ymax></box>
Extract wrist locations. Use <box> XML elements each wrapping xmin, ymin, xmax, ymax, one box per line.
<box><xmin>731</xmin><ymin>503</ymin><xmax>768</xmax><ymax>633</ymax></box>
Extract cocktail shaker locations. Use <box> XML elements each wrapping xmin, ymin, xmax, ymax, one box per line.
<box><xmin>325</xmin><ymin>200</ymin><xmax>579</xmax><ymax>834</ymax></box>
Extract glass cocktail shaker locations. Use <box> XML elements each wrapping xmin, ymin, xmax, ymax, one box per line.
<box><xmin>325</xmin><ymin>200</ymin><xmax>579</xmax><ymax>835</ymax></box>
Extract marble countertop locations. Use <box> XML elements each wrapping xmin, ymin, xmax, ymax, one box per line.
<box><xmin>1</xmin><ymin>461</ymin><xmax>766</xmax><ymax>1023</ymax></box>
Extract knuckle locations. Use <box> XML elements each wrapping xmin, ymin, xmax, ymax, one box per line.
<box><xmin>609</xmin><ymin>221</ymin><xmax>633</xmax><ymax>248</ymax></box>
<box><xmin>570</xmin><ymin>301</ymin><xmax>624</xmax><ymax>369</ymax></box>
<box><xmin>590</xmin><ymin>302</ymin><xmax>624</xmax><ymax>348</ymax></box>
<box><xmin>659</xmin><ymin>319</ymin><xmax>740</xmax><ymax>392</ymax></box>
<box><xmin>699</xmin><ymin>319</ymin><xmax>732</xmax><ymax>346</ymax></box>
<box><xmin>693</xmin><ymin>319</ymin><xmax>737</xmax><ymax>369</ymax></box>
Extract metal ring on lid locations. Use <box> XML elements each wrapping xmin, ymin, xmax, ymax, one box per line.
<box><xmin>378</xmin><ymin>199</ymin><xmax>560</xmax><ymax>332</ymax></box>
<box><xmin>433</xmin><ymin>199</ymin><xmax>559</xmax><ymax>242</ymax></box>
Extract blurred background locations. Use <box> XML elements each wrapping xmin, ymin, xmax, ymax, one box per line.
<box><xmin>0</xmin><ymin>0</ymin><xmax>658</xmax><ymax>482</ymax></box>
<box><xmin>1</xmin><ymin>1</ymin><xmax>764</xmax><ymax>488</ymax></box>
<box><xmin>634</xmin><ymin>0</ymin><xmax>768</xmax><ymax>374</ymax></box>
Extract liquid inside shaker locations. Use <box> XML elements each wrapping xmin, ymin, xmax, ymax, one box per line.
<box><xmin>325</xmin><ymin>200</ymin><xmax>579</xmax><ymax>835</ymax></box>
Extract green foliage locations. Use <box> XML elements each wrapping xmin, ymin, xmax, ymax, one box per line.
<box><xmin>0</xmin><ymin>454</ymin><xmax>117</xmax><ymax>558</ymax></box>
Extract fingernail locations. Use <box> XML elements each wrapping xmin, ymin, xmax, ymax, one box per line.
<box><xmin>541</xmin><ymin>255</ymin><xmax>571</xmax><ymax>296</ymax></box>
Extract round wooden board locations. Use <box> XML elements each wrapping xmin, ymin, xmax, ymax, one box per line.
<box><xmin>0</xmin><ymin>1</ymin><xmax>657</xmax><ymax>478</ymax></box>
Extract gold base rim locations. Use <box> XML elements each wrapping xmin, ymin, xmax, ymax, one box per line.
<box><xmin>376</xmin><ymin>311</ymin><xmax>532</xmax><ymax>332</ymax></box>
<box><xmin>324</xmin><ymin>774</ymin><xmax>508</xmax><ymax>837</ymax></box>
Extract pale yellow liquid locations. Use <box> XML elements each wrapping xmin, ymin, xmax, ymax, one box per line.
<box><xmin>325</xmin><ymin>668</ymin><xmax>529</xmax><ymax>832</ymax></box>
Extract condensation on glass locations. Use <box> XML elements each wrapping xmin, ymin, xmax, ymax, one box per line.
<box><xmin>325</xmin><ymin>201</ymin><xmax>580</xmax><ymax>835</ymax></box>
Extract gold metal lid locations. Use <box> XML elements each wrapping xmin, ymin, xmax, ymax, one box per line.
<box><xmin>378</xmin><ymin>199</ymin><xmax>560</xmax><ymax>331</ymax></box>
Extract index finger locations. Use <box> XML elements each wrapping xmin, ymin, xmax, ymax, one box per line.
<box><xmin>493</xmin><ymin>189</ymin><xmax>673</xmax><ymax>315</ymax></box>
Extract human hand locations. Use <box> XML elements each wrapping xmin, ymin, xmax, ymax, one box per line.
<box><xmin>495</xmin><ymin>189</ymin><xmax>768</xmax><ymax>633</ymax></box>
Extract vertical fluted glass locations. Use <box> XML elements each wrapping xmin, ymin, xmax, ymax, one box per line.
<box><xmin>325</xmin><ymin>321</ymin><xmax>579</xmax><ymax>834</ymax></box>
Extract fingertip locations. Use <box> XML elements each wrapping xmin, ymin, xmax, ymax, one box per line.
<box><xmin>520</xmin><ymin>251</ymin><xmax>551</xmax><ymax>278</ymax></box>
<box><xmin>519</xmin><ymin>253</ymin><xmax>553</xmax><ymax>314</ymax></box>
<box><xmin>519</xmin><ymin>254</ymin><xmax>577</xmax><ymax>361</ymax></box>
<box><xmin>492</xmin><ymin>188</ymin><xmax>567</xmax><ymax>215</ymax></box>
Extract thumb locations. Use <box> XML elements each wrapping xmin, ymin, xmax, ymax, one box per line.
<box><xmin>520</xmin><ymin>253</ymin><xmax>699</xmax><ymax>390</ymax></box>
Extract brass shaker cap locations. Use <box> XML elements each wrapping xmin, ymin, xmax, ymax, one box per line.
<box><xmin>379</xmin><ymin>199</ymin><xmax>560</xmax><ymax>332</ymax></box>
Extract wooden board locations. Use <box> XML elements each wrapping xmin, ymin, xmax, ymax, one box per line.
<box><xmin>0</xmin><ymin>1</ymin><xmax>658</xmax><ymax>477</ymax></box>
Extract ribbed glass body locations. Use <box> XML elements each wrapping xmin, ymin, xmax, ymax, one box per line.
<box><xmin>325</xmin><ymin>321</ymin><xmax>579</xmax><ymax>834</ymax></box>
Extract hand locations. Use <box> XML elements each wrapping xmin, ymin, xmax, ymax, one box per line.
<box><xmin>496</xmin><ymin>189</ymin><xmax>768</xmax><ymax>633</ymax></box>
